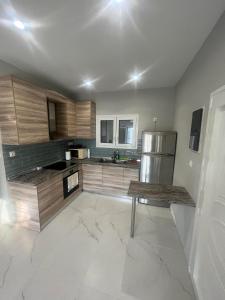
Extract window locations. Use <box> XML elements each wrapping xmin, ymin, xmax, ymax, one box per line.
<box><xmin>96</xmin><ymin>114</ymin><xmax>138</xmax><ymax>149</ymax></box>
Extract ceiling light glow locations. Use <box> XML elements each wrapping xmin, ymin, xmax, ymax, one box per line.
<box><xmin>84</xmin><ymin>79</ymin><xmax>94</xmax><ymax>89</ymax></box>
<box><xmin>130</xmin><ymin>72</ymin><xmax>142</xmax><ymax>83</ymax></box>
<box><xmin>13</xmin><ymin>20</ymin><xmax>25</xmax><ymax>30</ymax></box>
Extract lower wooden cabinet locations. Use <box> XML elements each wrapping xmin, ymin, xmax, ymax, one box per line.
<box><xmin>82</xmin><ymin>164</ymin><xmax>103</xmax><ymax>193</ymax></box>
<box><xmin>9</xmin><ymin>174</ymin><xmax>65</xmax><ymax>232</ymax></box>
<box><xmin>82</xmin><ymin>163</ymin><xmax>139</xmax><ymax>197</ymax></box>
<box><xmin>37</xmin><ymin>175</ymin><xmax>64</xmax><ymax>228</ymax></box>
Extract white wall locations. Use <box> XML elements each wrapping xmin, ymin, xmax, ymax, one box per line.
<box><xmin>173</xmin><ymin>10</ymin><xmax>225</xmax><ymax>299</ymax></box>
<box><xmin>174</xmin><ymin>12</ymin><xmax>225</xmax><ymax>201</ymax></box>
<box><xmin>82</xmin><ymin>88</ymin><xmax>175</xmax><ymax>137</ymax></box>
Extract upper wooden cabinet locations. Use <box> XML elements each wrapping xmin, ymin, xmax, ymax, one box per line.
<box><xmin>75</xmin><ymin>101</ymin><xmax>96</xmax><ymax>139</ymax></box>
<box><xmin>0</xmin><ymin>76</ymin><xmax>49</xmax><ymax>145</ymax></box>
<box><xmin>0</xmin><ymin>76</ymin><xmax>96</xmax><ymax>144</ymax></box>
<box><xmin>46</xmin><ymin>90</ymin><xmax>76</xmax><ymax>138</ymax></box>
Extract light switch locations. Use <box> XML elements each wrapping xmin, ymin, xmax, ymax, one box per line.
<box><xmin>189</xmin><ymin>160</ymin><xmax>193</xmax><ymax>168</ymax></box>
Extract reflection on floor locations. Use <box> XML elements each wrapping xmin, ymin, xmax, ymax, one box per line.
<box><xmin>0</xmin><ymin>192</ymin><xmax>196</xmax><ymax>300</ymax></box>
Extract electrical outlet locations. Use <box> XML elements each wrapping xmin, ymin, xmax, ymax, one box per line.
<box><xmin>9</xmin><ymin>151</ymin><xmax>16</xmax><ymax>158</ymax></box>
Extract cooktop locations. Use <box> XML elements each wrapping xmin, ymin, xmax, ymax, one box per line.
<box><xmin>44</xmin><ymin>161</ymin><xmax>77</xmax><ymax>171</ymax></box>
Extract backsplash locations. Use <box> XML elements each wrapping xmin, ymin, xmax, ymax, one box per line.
<box><xmin>3</xmin><ymin>141</ymin><xmax>68</xmax><ymax>179</ymax></box>
<box><xmin>73</xmin><ymin>139</ymin><xmax>142</xmax><ymax>159</ymax></box>
<box><xmin>3</xmin><ymin>139</ymin><xmax>142</xmax><ymax>179</ymax></box>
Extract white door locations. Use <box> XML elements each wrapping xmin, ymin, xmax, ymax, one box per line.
<box><xmin>190</xmin><ymin>86</ymin><xmax>225</xmax><ymax>300</ymax></box>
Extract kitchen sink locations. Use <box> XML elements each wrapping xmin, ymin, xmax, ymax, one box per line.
<box><xmin>98</xmin><ymin>158</ymin><xmax>128</xmax><ymax>164</ymax></box>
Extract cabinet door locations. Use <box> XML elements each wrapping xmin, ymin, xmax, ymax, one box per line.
<box><xmin>55</xmin><ymin>101</ymin><xmax>76</xmax><ymax>138</ymax></box>
<box><xmin>0</xmin><ymin>77</ymin><xmax>19</xmax><ymax>144</ymax></box>
<box><xmin>102</xmin><ymin>166</ymin><xmax>126</xmax><ymax>195</ymax></box>
<box><xmin>123</xmin><ymin>168</ymin><xmax>139</xmax><ymax>190</ymax></box>
<box><xmin>67</xmin><ymin>101</ymin><xmax>76</xmax><ymax>137</ymax></box>
<box><xmin>13</xmin><ymin>79</ymin><xmax>49</xmax><ymax>144</ymax></box>
<box><xmin>37</xmin><ymin>174</ymin><xmax>64</xmax><ymax>228</ymax></box>
<box><xmin>75</xmin><ymin>101</ymin><xmax>96</xmax><ymax>139</ymax></box>
<box><xmin>82</xmin><ymin>164</ymin><xmax>103</xmax><ymax>193</ymax></box>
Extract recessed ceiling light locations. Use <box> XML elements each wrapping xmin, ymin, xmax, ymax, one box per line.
<box><xmin>13</xmin><ymin>20</ymin><xmax>25</xmax><ymax>30</ymax></box>
<box><xmin>83</xmin><ymin>79</ymin><xmax>94</xmax><ymax>89</ymax></box>
<box><xmin>130</xmin><ymin>72</ymin><xmax>142</xmax><ymax>83</ymax></box>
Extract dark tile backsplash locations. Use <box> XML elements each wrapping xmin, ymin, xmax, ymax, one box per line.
<box><xmin>3</xmin><ymin>139</ymin><xmax>142</xmax><ymax>179</ymax></box>
<box><xmin>74</xmin><ymin>139</ymin><xmax>142</xmax><ymax>159</ymax></box>
<box><xmin>3</xmin><ymin>141</ymin><xmax>68</xmax><ymax>179</ymax></box>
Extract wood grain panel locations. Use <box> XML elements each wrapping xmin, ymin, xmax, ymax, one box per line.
<box><xmin>8</xmin><ymin>182</ymin><xmax>40</xmax><ymax>231</ymax></box>
<box><xmin>38</xmin><ymin>175</ymin><xmax>63</xmax><ymax>215</ymax></box>
<box><xmin>102</xmin><ymin>166</ymin><xmax>126</xmax><ymax>195</ymax></box>
<box><xmin>75</xmin><ymin>101</ymin><xmax>96</xmax><ymax>139</ymax></box>
<box><xmin>123</xmin><ymin>168</ymin><xmax>139</xmax><ymax>189</ymax></box>
<box><xmin>0</xmin><ymin>77</ymin><xmax>18</xmax><ymax>144</ymax></box>
<box><xmin>55</xmin><ymin>100</ymin><xmax>76</xmax><ymax>138</ymax></box>
<box><xmin>82</xmin><ymin>164</ymin><xmax>103</xmax><ymax>193</ymax></box>
<box><xmin>82</xmin><ymin>164</ymin><xmax>139</xmax><ymax>197</ymax></box>
<box><xmin>46</xmin><ymin>89</ymin><xmax>67</xmax><ymax>103</ymax></box>
<box><xmin>13</xmin><ymin>80</ymin><xmax>49</xmax><ymax>144</ymax></box>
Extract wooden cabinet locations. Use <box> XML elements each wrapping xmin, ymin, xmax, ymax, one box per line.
<box><xmin>55</xmin><ymin>100</ymin><xmax>76</xmax><ymax>138</ymax></box>
<box><xmin>8</xmin><ymin>174</ymin><xmax>64</xmax><ymax>231</ymax></box>
<box><xmin>0</xmin><ymin>76</ymin><xmax>49</xmax><ymax>145</ymax></box>
<box><xmin>0</xmin><ymin>76</ymin><xmax>96</xmax><ymax>144</ymax></box>
<box><xmin>82</xmin><ymin>164</ymin><xmax>103</xmax><ymax>193</ymax></box>
<box><xmin>75</xmin><ymin>101</ymin><xmax>96</xmax><ymax>139</ymax></box>
<box><xmin>124</xmin><ymin>168</ymin><xmax>140</xmax><ymax>190</ymax></box>
<box><xmin>47</xmin><ymin>90</ymin><xmax>76</xmax><ymax>139</ymax></box>
<box><xmin>37</xmin><ymin>175</ymin><xmax>64</xmax><ymax>228</ymax></box>
<box><xmin>102</xmin><ymin>166</ymin><xmax>125</xmax><ymax>196</ymax></box>
<box><xmin>82</xmin><ymin>163</ymin><xmax>139</xmax><ymax>197</ymax></box>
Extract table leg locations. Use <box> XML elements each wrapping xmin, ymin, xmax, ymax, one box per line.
<box><xmin>130</xmin><ymin>197</ymin><xmax>136</xmax><ymax>238</ymax></box>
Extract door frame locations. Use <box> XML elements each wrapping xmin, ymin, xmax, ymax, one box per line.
<box><xmin>190</xmin><ymin>84</ymin><xmax>225</xmax><ymax>299</ymax></box>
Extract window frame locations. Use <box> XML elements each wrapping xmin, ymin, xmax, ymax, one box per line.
<box><xmin>96</xmin><ymin>114</ymin><xmax>139</xmax><ymax>149</ymax></box>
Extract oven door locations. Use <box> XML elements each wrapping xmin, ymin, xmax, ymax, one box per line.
<box><xmin>63</xmin><ymin>171</ymin><xmax>79</xmax><ymax>199</ymax></box>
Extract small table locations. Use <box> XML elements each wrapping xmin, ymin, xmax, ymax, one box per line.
<box><xmin>128</xmin><ymin>181</ymin><xmax>195</xmax><ymax>238</ymax></box>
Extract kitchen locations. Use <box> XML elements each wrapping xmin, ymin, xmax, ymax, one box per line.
<box><xmin>0</xmin><ymin>1</ymin><xmax>225</xmax><ymax>300</ymax></box>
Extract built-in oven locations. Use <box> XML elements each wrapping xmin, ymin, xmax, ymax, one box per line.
<box><xmin>63</xmin><ymin>166</ymin><xmax>79</xmax><ymax>199</ymax></box>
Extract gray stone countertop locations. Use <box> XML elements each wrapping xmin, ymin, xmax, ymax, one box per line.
<box><xmin>128</xmin><ymin>181</ymin><xmax>195</xmax><ymax>207</ymax></box>
<box><xmin>8</xmin><ymin>169</ymin><xmax>62</xmax><ymax>187</ymax></box>
<box><xmin>80</xmin><ymin>158</ymin><xmax>140</xmax><ymax>169</ymax></box>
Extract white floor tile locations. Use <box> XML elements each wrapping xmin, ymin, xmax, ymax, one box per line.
<box><xmin>0</xmin><ymin>192</ymin><xmax>196</xmax><ymax>300</ymax></box>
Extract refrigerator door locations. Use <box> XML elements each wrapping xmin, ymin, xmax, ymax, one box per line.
<box><xmin>142</xmin><ymin>131</ymin><xmax>177</xmax><ymax>155</ymax></box>
<box><xmin>140</xmin><ymin>154</ymin><xmax>175</xmax><ymax>185</ymax></box>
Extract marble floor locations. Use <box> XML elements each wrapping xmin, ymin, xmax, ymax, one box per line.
<box><xmin>0</xmin><ymin>192</ymin><xmax>196</xmax><ymax>300</ymax></box>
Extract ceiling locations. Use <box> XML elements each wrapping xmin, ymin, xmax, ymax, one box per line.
<box><xmin>0</xmin><ymin>0</ymin><xmax>224</xmax><ymax>93</ymax></box>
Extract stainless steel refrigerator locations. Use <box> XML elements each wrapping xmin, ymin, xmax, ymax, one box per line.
<box><xmin>140</xmin><ymin>131</ymin><xmax>177</xmax><ymax>187</ymax></box>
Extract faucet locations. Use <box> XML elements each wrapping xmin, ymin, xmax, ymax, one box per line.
<box><xmin>113</xmin><ymin>150</ymin><xmax>120</xmax><ymax>160</ymax></box>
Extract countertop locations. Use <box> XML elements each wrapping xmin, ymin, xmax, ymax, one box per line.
<box><xmin>8</xmin><ymin>157</ymin><xmax>140</xmax><ymax>187</ymax></box>
<box><xmin>80</xmin><ymin>158</ymin><xmax>140</xmax><ymax>169</ymax></box>
<box><xmin>8</xmin><ymin>160</ymin><xmax>79</xmax><ymax>187</ymax></box>
<box><xmin>8</xmin><ymin>169</ymin><xmax>62</xmax><ymax>187</ymax></box>
<box><xmin>128</xmin><ymin>181</ymin><xmax>195</xmax><ymax>207</ymax></box>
